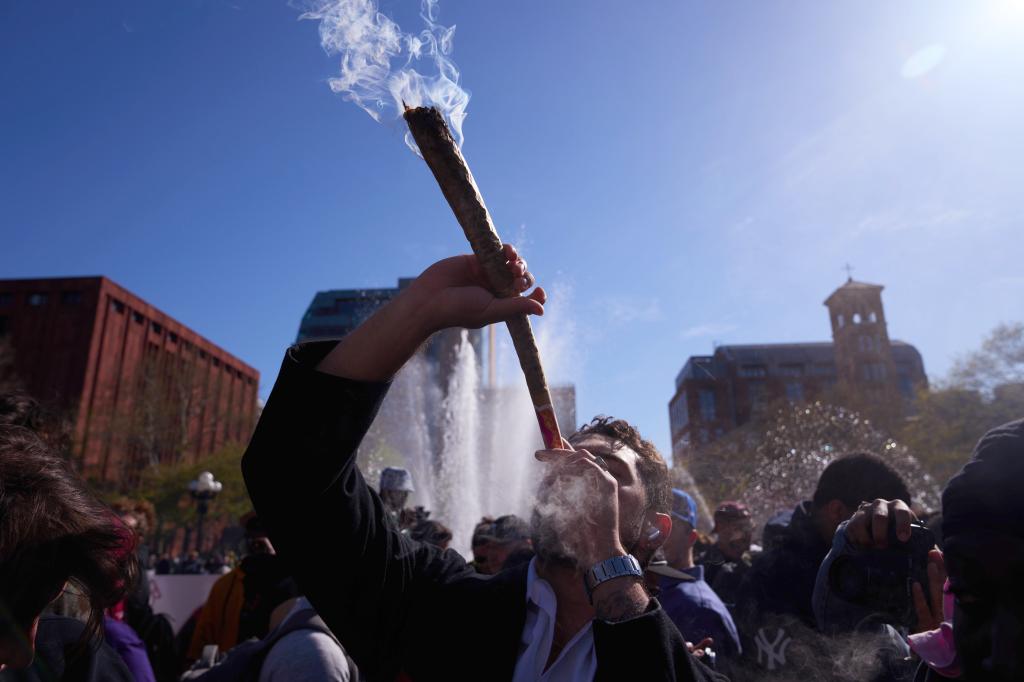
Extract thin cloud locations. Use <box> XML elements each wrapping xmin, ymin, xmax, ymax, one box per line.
<box><xmin>854</xmin><ymin>206</ymin><xmax>972</xmax><ymax>235</ymax></box>
<box><xmin>680</xmin><ymin>322</ymin><xmax>736</xmax><ymax>339</ymax></box>
<box><xmin>603</xmin><ymin>296</ymin><xmax>663</xmax><ymax>325</ymax></box>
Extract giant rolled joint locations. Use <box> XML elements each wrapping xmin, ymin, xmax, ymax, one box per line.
<box><xmin>404</xmin><ymin>106</ymin><xmax>563</xmax><ymax>450</ymax></box>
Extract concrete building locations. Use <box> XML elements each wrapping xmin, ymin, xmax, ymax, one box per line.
<box><xmin>0</xmin><ymin>277</ymin><xmax>259</xmax><ymax>482</ymax></box>
<box><xmin>297</xmin><ymin>281</ymin><xmax>412</xmax><ymax>341</ymax></box>
<box><xmin>669</xmin><ymin>278</ymin><xmax>927</xmax><ymax>462</ymax></box>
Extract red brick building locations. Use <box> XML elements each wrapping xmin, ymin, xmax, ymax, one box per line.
<box><xmin>0</xmin><ymin>276</ymin><xmax>259</xmax><ymax>483</ymax></box>
<box><xmin>669</xmin><ymin>278</ymin><xmax>928</xmax><ymax>462</ymax></box>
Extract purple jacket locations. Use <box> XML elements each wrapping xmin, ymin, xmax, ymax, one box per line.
<box><xmin>104</xmin><ymin>616</ymin><xmax>157</xmax><ymax>682</ymax></box>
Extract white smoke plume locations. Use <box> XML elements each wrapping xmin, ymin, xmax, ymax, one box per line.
<box><xmin>301</xmin><ymin>0</ymin><xmax>470</xmax><ymax>149</ymax></box>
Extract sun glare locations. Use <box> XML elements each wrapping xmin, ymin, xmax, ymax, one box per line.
<box><xmin>974</xmin><ymin>0</ymin><xmax>1024</xmax><ymax>41</ymax></box>
<box><xmin>990</xmin><ymin>0</ymin><xmax>1024</xmax><ymax>23</ymax></box>
<box><xmin>901</xmin><ymin>44</ymin><xmax>946</xmax><ymax>79</ymax></box>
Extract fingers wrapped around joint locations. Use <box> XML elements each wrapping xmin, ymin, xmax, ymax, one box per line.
<box><xmin>516</xmin><ymin>271</ymin><xmax>535</xmax><ymax>293</ymax></box>
<box><xmin>535</xmin><ymin>447</ymin><xmax>607</xmax><ymax>471</ymax></box>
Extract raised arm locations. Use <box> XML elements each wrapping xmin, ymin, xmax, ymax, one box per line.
<box><xmin>241</xmin><ymin>247</ymin><xmax>543</xmax><ymax>678</ymax></box>
<box><xmin>316</xmin><ymin>246</ymin><xmax>544</xmax><ymax>381</ymax></box>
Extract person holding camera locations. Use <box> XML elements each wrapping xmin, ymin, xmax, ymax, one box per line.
<box><xmin>732</xmin><ymin>453</ymin><xmax>912</xmax><ymax>677</ymax></box>
<box><xmin>827</xmin><ymin>419</ymin><xmax>1024</xmax><ymax>682</ymax></box>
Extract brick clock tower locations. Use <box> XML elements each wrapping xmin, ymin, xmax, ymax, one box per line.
<box><xmin>824</xmin><ymin>278</ymin><xmax>899</xmax><ymax>399</ymax></box>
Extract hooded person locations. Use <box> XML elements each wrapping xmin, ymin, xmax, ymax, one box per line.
<box><xmin>241</xmin><ymin>248</ymin><xmax>725</xmax><ymax>681</ymax></box>
<box><xmin>187</xmin><ymin>514</ymin><xmax>290</xmax><ymax>661</ymax></box>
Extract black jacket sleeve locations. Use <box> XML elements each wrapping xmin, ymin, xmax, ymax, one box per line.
<box><xmin>593</xmin><ymin>603</ymin><xmax>730</xmax><ymax>682</ymax></box>
<box><xmin>241</xmin><ymin>342</ymin><xmax>473</xmax><ymax>680</ymax></box>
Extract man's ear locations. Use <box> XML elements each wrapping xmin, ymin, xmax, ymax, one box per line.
<box><xmin>644</xmin><ymin>512</ymin><xmax>672</xmax><ymax>549</ymax></box>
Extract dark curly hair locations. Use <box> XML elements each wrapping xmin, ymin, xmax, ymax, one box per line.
<box><xmin>0</xmin><ymin>396</ymin><xmax>138</xmax><ymax>649</ymax></box>
<box><xmin>569</xmin><ymin>416</ymin><xmax>672</xmax><ymax>516</ymax></box>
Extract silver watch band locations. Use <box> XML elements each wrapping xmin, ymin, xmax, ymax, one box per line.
<box><xmin>583</xmin><ymin>554</ymin><xmax>642</xmax><ymax>602</ymax></box>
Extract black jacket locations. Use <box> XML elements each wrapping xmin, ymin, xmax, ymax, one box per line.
<box><xmin>0</xmin><ymin>615</ymin><xmax>132</xmax><ymax>682</ymax></box>
<box><xmin>241</xmin><ymin>342</ymin><xmax>726</xmax><ymax>682</ymax></box>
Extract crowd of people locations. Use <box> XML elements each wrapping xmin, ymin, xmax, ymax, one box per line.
<box><xmin>0</xmin><ymin>248</ymin><xmax>1021</xmax><ymax>681</ymax></box>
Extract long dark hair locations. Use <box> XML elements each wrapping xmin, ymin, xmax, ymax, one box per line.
<box><xmin>0</xmin><ymin>394</ymin><xmax>138</xmax><ymax>647</ymax></box>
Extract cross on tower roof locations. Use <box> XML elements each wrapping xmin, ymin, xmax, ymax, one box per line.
<box><xmin>843</xmin><ymin>263</ymin><xmax>855</xmax><ymax>282</ymax></box>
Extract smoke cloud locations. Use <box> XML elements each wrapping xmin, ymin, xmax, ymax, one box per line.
<box><xmin>301</xmin><ymin>0</ymin><xmax>470</xmax><ymax>149</ymax></box>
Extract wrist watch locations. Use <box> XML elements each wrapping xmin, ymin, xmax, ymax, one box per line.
<box><xmin>583</xmin><ymin>554</ymin><xmax>643</xmax><ymax>603</ymax></box>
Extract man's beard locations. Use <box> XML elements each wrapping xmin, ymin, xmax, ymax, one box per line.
<box><xmin>530</xmin><ymin>507</ymin><xmax>580</xmax><ymax>569</ymax></box>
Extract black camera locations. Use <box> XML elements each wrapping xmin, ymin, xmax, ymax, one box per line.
<box><xmin>828</xmin><ymin>523</ymin><xmax>935</xmax><ymax>629</ymax></box>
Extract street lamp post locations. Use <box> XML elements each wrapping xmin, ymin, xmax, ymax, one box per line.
<box><xmin>188</xmin><ymin>471</ymin><xmax>223</xmax><ymax>554</ymax></box>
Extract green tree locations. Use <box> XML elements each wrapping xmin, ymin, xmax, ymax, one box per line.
<box><xmin>948</xmin><ymin>322</ymin><xmax>1024</xmax><ymax>394</ymax></box>
<box><xmin>897</xmin><ymin>322</ymin><xmax>1024</xmax><ymax>485</ymax></box>
<box><xmin>107</xmin><ymin>443</ymin><xmax>252</xmax><ymax>554</ymax></box>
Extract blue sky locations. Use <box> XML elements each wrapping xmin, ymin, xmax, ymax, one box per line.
<box><xmin>2</xmin><ymin>0</ymin><xmax>1023</xmax><ymax>458</ymax></box>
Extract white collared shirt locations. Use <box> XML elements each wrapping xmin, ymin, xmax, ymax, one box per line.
<box><xmin>511</xmin><ymin>558</ymin><xmax>598</xmax><ymax>682</ymax></box>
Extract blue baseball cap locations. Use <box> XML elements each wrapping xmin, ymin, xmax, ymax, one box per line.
<box><xmin>671</xmin><ymin>489</ymin><xmax>698</xmax><ymax>528</ymax></box>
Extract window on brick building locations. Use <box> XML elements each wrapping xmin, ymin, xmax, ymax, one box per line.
<box><xmin>748</xmin><ymin>382</ymin><xmax>767</xmax><ymax>412</ymax></box>
<box><xmin>28</xmin><ymin>293</ymin><xmax>47</xmax><ymax>307</ymax></box>
<box><xmin>869</xmin><ymin>311</ymin><xmax>878</xmax><ymax>323</ymax></box>
<box><xmin>810</xmin><ymin>362</ymin><xmax>836</xmax><ymax>376</ymax></box>
<box><xmin>670</xmin><ymin>393</ymin><xmax>689</xmax><ymax>429</ymax></box>
<box><xmin>698</xmin><ymin>389</ymin><xmax>716</xmax><ymax>422</ymax></box>
<box><xmin>785</xmin><ymin>381</ymin><xmax>804</xmax><ymax>402</ymax></box>
<box><xmin>61</xmin><ymin>291</ymin><xmax>82</xmax><ymax>305</ymax></box>
<box><xmin>0</xmin><ymin>316</ymin><xmax>8</xmax><ymax>336</ymax></box>
<box><xmin>837</xmin><ymin>313</ymin><xmax>845</xmax><ymax>328</ymax></box>
<box><xmin>151</xmin><ymin>322</ymin><xmax>163</xmax><ymax>335</ymax></box>
<box><xmin>110</xmin><ymin>299</ymin><xmax>125</xmax><ymax>314</ymax></box>
<box><xmin>133</xmin><ymin>311</ymin><xmax>144</xmax><ymax>324</ymax></box>
<box><xmin>862</xmin><ymin>363</ymin><xmax>888</xmax><ymax>381</ymax></box>
<box><xmin>169</xmin><ymin>332</ymin><xmax>178</xmax><ymax>344</ymax></box>
<box><xmin>738</xmin><ymin>364</ymin><xmax>767</xmax><ymax>378</ymax></box>
<box><xmin>0</xmin><ymin>293</ymin><xmax>13</xmax><ymax>307</ymax></box>
<box><xmin>778</xmin><ymin>363</ymin><xmax>804</xmax><ymax>377</ymax></box>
